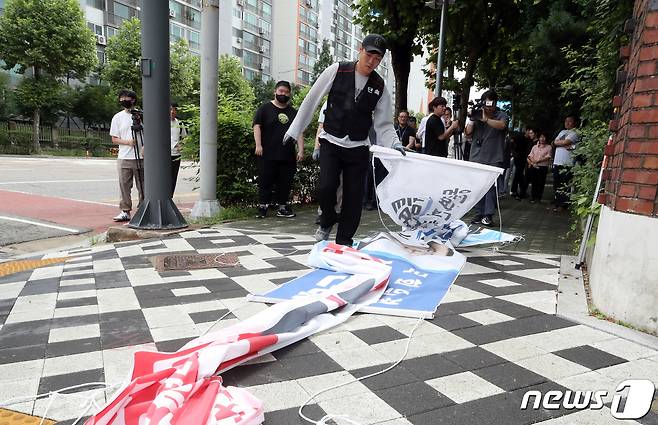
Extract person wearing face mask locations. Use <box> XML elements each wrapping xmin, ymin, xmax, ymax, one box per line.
<box><xmin>253</xmin><ymin>80</ymin><xmax>303</xmax><ymax>219</ymax></box>
<box><xmin>283</xmin><ymin>34</ymin><xmax>406</xmax><ymax>246</ymax></box>
<box><xmin>109</xmin><ymin>89</ymin><xmax>144</xmax><ymax>222</ymax></box>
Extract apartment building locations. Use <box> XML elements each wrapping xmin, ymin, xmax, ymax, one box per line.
<box><xmin>219</xmin><ymin>0</ymin><xmax>273</xmax><ymax>81</ymax></box>
<box><xmin>268</xmin><ymin>0</ymin><xmax>394</xmax><ymax>90</ymax></box>
<box><xmin>83</xmin><ymin>0</ymin><xmax>202</xmax><ymax>67</ymax></box>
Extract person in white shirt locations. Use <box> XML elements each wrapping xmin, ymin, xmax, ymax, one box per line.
<box><xmin>552</xmin><ymin>115</ymin><xmax>580</xmax><ymax>211</ymax></box>
<box><xmin>109</xmin><ymin>89</ymin><xmax>143</xmax><ymax>222</ymax></box>
<box><xmin>284</xmin><ymin>34</ymin><xmax>405</xmax><ymax>246</ymax></box>
<box><xmin>170</xmin><ymin>103</ymin><xmax>187</xmax><ymax>197</ymax></box>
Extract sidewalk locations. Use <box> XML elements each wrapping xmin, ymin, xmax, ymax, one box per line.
<box><xmin>0</xmin><ymin>225</ymin><xmax>656</xmax><ymax>425</ymax></box>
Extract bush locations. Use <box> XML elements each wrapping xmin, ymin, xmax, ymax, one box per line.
<box><xmin>569</xmin><ymin>121</ymin><xmax>607</xmax><ymax>219</ymax></box>
<box><xmin>0</xmin><ymin>129</ymin><xmax>32</xmax><ymax>154</ymax></box>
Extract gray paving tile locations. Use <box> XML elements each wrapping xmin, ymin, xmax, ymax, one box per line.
<box><xmin>430</xmin><ymin>314</ymin><xmax>481</xmax><ymax>331</ymax></box>
<box><xmin>37</xmin><ymin>368</ymin><xmax>105</xmax><ymax>394</ymax></box>
<box><xmin>472</xmin><ymin>362</ymin><xmax>547</xmax><ymax>391</ymax></box>
<box><xmin>374</xmin><ymin>381</ymin><xmax>454</xmax><ymax>417</ymax></box>
<box><xmin>350</xmin><ymin>363</ymin><xmax>419</xmax><ymax>390</ymax></box>
<box><xmin>442</xmin><ymin>347</ymin><xmax>507</xmax><ymax>371</ymax></box>
<box><xmin>351</xmin><ymin>325</ymin><xmax>407</xmax><ymax>345</ymax></box>
<box><xmin>553</xmin><ymin>345</ymin><xmax>628</xmax><ymax>370</ymax></box>
<box><xmin>46</xmin><ymin>337</ymin><xmax>101</xmax><ymax>358</ymax></box>
<box><xmin>401</xmin><ymin>354</ymin><xmax>465</xmax><ymax>381</ymax></box>
<box><xmin>264</xmin><ymin>404</ymin><xmax>327</xmax><ymax>425</ymax></box>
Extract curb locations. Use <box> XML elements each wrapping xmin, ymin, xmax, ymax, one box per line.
<box><xmin>556</xmin><ymin>255</ymin><xmax>658</xmax><ymax>351</ymax></box>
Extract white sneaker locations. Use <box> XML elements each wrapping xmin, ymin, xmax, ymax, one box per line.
<box><xmin>113</xmin><ymin>211</ymin><xmax>130</xmax><ymax>222</ymax></box>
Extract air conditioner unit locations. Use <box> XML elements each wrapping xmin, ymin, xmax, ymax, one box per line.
<box><xmin>258</xmin><ymin>27</ymin><xmax>265</xmax><ymax>34</ymax></box>
<box><xmin>236</xmin><ymin>37</ymin><xmax>242</xmax><ymax>44</ymax></box>
<box><xmin>259</xmin><ymin>46</ymin><xmax>265</xmax><ymax>53</ymax></box>
<box><xmin>259</xmin><ymin>64</ymin><xmax>265</xmax><ymax>70</ymax></box>
<box><xmin>96</xmin><ymin>34</ymin><xmax>106</xmax><ymax>45</ymax></box>
<box><xmin>169</xmin><ymin>9</ymin><xmax>176</xmax><ymax>18</ymax></box>
<box><xmin>237</xmin><ymin>0</ymin><xmax>244</xmax><ymax>6</ymax></box>
<box><xmin>305</xmin><ymin>0</ymin><xmax>312</xmax><ymax>6</ymax></box>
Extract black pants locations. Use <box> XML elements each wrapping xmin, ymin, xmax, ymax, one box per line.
<box><xmin>171</xmin><ymin>155</ymin><xmax>181</xmax><ymax>197</ymax></box>
<box><xmin>527</xmin><ymin>166</ymin><xmax>549</xmax><ymax>201</ymax></box>
<box><xmin>511</xmin><ymin>159</ymin><xmax>528</xmax><ymax>197</ymax></box>
<box><xmin>553</xmin><ymin>165</ymin><xmax>573</xmax><ymax>207</ymax></box>
<box><xmin>257</xmin><ymin>159</ymin><xmax>296</xmax><ymax>206</ymax></box>
<box><xmin>319</xmin><ymin>139</ymin><xmax>369</xmax><ymax>246</ymax></box>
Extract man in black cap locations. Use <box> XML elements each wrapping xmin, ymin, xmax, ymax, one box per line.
<box><xmin>284</xmin><ymin>34</ymin><xmax>405</xmax><ymax>246</ymax></box>
<box><xmin>253</xmin><ymin>80</ymin><xmax>304</xmax><ymax>219</ymax></box>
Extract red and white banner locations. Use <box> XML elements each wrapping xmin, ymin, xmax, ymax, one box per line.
<box><xmin>85</xmin><ymin>244</ymin><xmax>391</xmax><ymax>425</ymax></box>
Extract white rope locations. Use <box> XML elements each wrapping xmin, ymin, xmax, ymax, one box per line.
<box><xmin>0</xmin><ymin>382</ymin><xmax>120</xmax><ymax>425</ymax></box>
<box><xmin>298</xmin><ymin>317</ymin><xmax>424</xmax><ymax>425</ymax></box>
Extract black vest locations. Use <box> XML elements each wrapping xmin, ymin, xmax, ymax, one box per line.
<box><xmin>323</xmin><ymin>61</ymin><xmax>385</xmax><ymax>141</ymax></box>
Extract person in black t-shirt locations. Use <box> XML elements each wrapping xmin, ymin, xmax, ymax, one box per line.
<box><xmin>253</xmin><ymin>81</ymin><xmax>304</xmax><ymax>219</ymax></box>
<box><xmin>424</xmin><ymin>96</ymin><xmax>459</xmax><ymax>157</ymax></box>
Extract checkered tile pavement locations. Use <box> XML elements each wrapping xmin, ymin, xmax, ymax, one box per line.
<box><xmin>0</xmin><ymin>227</ymin><xmax>657</xmax><ymax>424</ymax></box>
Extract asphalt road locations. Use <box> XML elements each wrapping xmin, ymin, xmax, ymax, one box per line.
<box><xmin>0</xmin><ymin>156</ymin><xmax>198</xmax><ymax>247</ymax></box>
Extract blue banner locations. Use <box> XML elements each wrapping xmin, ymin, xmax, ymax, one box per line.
<box><xmin>251</xmin><ymin>238</ymin><xmax>464</xmax><ymax>318</ymax></box>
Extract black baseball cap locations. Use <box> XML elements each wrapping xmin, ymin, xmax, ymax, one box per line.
<box><xmin>362</xmin><ymin>34</ymin><xmax>387</xmax><ymax>56</ymax></box>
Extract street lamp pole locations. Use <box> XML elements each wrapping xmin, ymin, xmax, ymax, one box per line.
<box><xmin>436</xmin><ymin>0</ymin><xmax>447</xmax><ymax>97</ymax></box>
<box><xmin>426</xmin><ymin>0</ymin><xmax>454</xmax><ymax>97</ymax></box>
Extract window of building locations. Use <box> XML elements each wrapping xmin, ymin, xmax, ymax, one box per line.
<box><xmin>170</xmin><ymin>23</ymin><xmax>184</xmax><ymax>41</ymax></box>
<box><xmin>96</xmin><ymin>50</ymin><xmax>105</xmax><ymax>65</ymax></box>
<box><xmin>262</xmin><ymin>2</ymin><xmax>271</xmax><ymax>19</ymax></box>
<box><xmin>233</xmin><ymin>47</ymin><xmax>243</xmax><ymax>57</ymax></box>
<box><xmin>106</xmin><ymin>27</ymin><xmax>118</xmax><ymax>38</ymax></box>
<box><xmin>243</xmin><ymin>50</ymin><xmax>259</xmax><ymax>69</ymax></box>
<box><xmin>113</xmin><ymin>2</ymin><xmax>130</xmax><ymax>18</ymax></box>
<box><xmin>87</xmin><ymin>23</ymin><xmax>104</xmax><ymax>36</ymax></box>
<box><xmin>244</xmin><ymin>12</ymin><xmax>258</xmax><ymax>32</ymax></box>
<box><xmin>233</xmin><ymin>8</ymin><xmax>242</xmax><ymax>19</ymax></box>
<box><xmin>188</xmin><ymin>30</ymin><xmax>200</xmax><ymax>49</ymax></box>
<box><xmin>87</xmin><ymin>0</ymin><xmax>104</xmax><ymax>9</ymax></box>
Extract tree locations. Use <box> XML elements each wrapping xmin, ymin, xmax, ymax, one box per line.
<box><xmin>102</xmin><ymin>17</ymin><xmax>142</xmax><ymax>101</ymax></box>
<box><xmin>353</xmin><ymin>0</ymin><xmax>427</xmax><ymax>113</ymax></box>
<box><xmin>312</xmin><ymin>39</ymin><xmax>334</xmax><ymax>84</ymax></box>
<box><xmin>170</xmin><ymin>38</ymin><xmax>200</xmax><ymax>105</ymax></box>
<box><xmin>218</xmin><ymin>55</ymin><xmax>255</xmax><ymax>110</ymax></box>
<box><xmin>0</xmin><ymin>0</ymin><xmax>97</xmax><ymax>152</ymax></box>
<box><xmin>421</xmin><ymin>0</ymin><xmax>523</xmax><ymax>127</ymax></box>
<box><xmin>250</xmin><ymin>78</ymin><xmax>275</xmax><ymax>107</ymax></box>
<box><xmin>71</xmin><ymin>84</ymin><xmax>116</xmax><ymax>128</ymax></box>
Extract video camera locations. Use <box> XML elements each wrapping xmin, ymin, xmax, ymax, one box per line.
<box><xmin>130</xmin><ymin>108</ymin><xmax>144</xmax><ymax>132</ymax></box>
<box><xmin>466</xmin><ymin>98</ymin><xmax>485</xmax><ymax>120</ymax></box>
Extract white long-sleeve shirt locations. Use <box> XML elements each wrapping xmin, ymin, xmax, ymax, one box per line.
<box><xmin>285</xmin><ymin>62</ymin><xmax>399</xmax><ymax>148</ymax></box>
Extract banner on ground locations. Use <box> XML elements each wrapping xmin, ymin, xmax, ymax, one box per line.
<box><xmin>251</xmin><ymin>234</ymin><xmax>466</xmax><ymax>318</ymax></box>
<box><xmin>85</xmin><ymin>245</ymin><xmax>391</xmax><ymax>425</ymax></box>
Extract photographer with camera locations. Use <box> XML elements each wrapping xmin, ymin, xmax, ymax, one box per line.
<box><xmin>110</xmin><ymin>89</ymin><xmax>144</xmax><ymax>222</ymax></box>
<box><xmin>465</xmin><ymin>89</ymin><xmax>509</xmax><ymax>226</ymax></box>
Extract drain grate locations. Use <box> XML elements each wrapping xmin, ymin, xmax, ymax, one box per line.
<box><xmin>151</xmin><ymin>253</ymin><xmax>240</xmax><ymax>271</ymax></box>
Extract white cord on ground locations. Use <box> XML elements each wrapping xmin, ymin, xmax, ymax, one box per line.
<box><xmin>0</xmin><ymin>381</ymin><xmax>119</xmax><ymax>425</ymax></box>
<box><xmin>298</xmin><ymin>317</ymin><xmax>424</xmax><ymax>425</ymax></box>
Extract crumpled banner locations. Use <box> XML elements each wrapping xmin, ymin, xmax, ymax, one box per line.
<box><xmin>85</xmin><ymin>244</ymin><xmax>391</xmax><ymax>425</ymax></box>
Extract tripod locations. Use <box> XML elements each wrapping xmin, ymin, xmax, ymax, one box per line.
<box><xmin>130</xmin><ymin>111</ymin><xmax>145</xmax><ymax>205</ymax></box>
<box><xmin>453</xmin><ymin>131</ymin><xmax>464</xmax><ymax>160</ymax></box>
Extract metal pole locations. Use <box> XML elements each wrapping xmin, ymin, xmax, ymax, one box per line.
<box><xmin>435</xmin><ymin>0</ymin><xmax>447</xmax><ymax>97</ymax></box>
<box><xmin>128</xmin><ymin>0</ymin><xmax>187</xmax><ymax>229</ymax></box>
<box><xmin>191</xmin><ymin>0</ymin><xmax>221</xmax><ymax>219</ymax></box>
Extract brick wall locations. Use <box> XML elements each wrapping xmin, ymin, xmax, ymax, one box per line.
<box><xmin>602</xmin><ymin>0</ymin><xmax>658</xmax><ymax>217</ymax></box>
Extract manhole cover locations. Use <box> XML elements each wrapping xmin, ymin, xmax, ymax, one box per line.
<box><xmin>151</xmin><ymin>253</ymin><xmax>240</xmax><ymax>271</ymax></box>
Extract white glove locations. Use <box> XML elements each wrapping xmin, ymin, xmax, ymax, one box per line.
<box><xmin>392</xmin><ymin>141</ymin><xmax>406</xmax><ymax>156</ymax></box>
